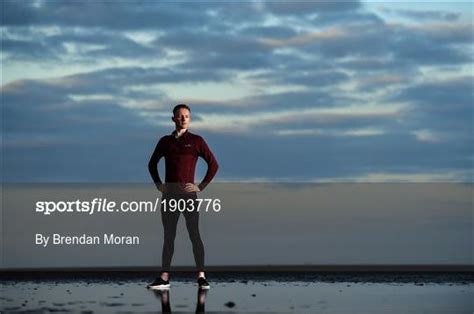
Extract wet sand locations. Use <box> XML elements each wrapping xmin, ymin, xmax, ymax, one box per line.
<box><xmin>1</xmin><ymin>271</ymin><xmax>472</xmax><ymax>313</ymax></box>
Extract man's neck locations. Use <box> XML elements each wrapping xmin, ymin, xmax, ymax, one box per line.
<box><xmin>174</xmin><ymin>128</ymin><xmax>187</xmax><ymax>138</ymax></box>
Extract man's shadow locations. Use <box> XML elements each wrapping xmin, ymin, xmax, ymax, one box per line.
<box><xmin>152</xmin><ymin>288</ymin><xmax>208</xmax><ymax>313</ymax></box>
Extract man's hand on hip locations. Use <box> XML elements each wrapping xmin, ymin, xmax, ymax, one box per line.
<box><xmin>184</xmin><ymin>183</ymin><xmax>201</xmax><ymax>193</ymax></box>
<box><xmin>157</xmin><ymin>183</ymin><xmax>168</xmax><ymax>194</ymax></box>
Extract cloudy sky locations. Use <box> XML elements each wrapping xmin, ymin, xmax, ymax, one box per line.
<box><xmin>2</xmin><ymin>1</ymin><xmax>473</xmax><ymax>183</ymax></box>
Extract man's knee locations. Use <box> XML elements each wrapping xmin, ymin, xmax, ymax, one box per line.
<box><xmin>186</xmin><ymin>225</ymin><xmax>202</xmax><ymax>241</ymax></box>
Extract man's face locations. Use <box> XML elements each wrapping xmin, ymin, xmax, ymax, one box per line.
<box><xmin>172</xmin><ymin>108</ymin><xmax>191</xmax><ymax>130</ymax></box>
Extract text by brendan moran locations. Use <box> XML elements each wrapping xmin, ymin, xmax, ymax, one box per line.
<box><xmin>35</xmin><ymin>233</ymin><xmax>140</xmax><ymax>247</ymax></box>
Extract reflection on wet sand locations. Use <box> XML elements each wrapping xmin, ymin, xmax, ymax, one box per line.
<box><xmin>1</xmin><ymin>272</ymin><xmax>471</xmax><ymax>312</ymax></box>
<box><xmin>152</xmin><ymin>288</ymin><xmax>208</xmax><ymax>313</ymax></box>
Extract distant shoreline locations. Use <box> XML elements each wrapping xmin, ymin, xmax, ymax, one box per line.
<box><xmin>1</xmin><ymin>264</ymin><xmax>472</xmax><ymax>273</ymax></box>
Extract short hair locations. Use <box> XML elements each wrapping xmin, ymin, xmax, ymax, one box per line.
<box><xmin>173</xmin><ymin>104</ymin><xmax>191</xmax><ymax>116</ymax></box>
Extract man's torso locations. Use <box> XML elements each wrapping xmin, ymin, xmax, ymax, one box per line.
<box><xmin>160</xmin><ymin>131</ymin><xmax>203</xmax><ymax>184</ymax></box>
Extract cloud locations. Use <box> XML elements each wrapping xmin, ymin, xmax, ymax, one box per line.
<box><xmin>264</xmin><ymin>1</ymin><xmax>361</xmax><ymax>15</ymax></box>
<box><xmin>314</xmin><ymin>170</ymin><xmax>471</xmax><ymax>183</ymax></box>
<box><xmin>240</xmin><ymin>25</ymin><xmax>298</xmax><ymax>39</ymax></box>
<box><xmin>155</xmin><ymin>29</ymin><xmax>275</xmax><ymax>71</ymax></box>
<box><xmin>388</xmin><ymin>76</ymin><xmax>473</xmax><ymax>151</ymax></box>
<box><xmin>386</xmin><ymin>8</ymin><xmax>461</xmax><ymax>22</ymax></box>
<box><xmin>2</xmin><ymin>37</ymin><xmax>64</xmax><ymax>61</ymax></box>
<box><xmin>311</xmin><ymin>10</ymin><xmax>384</xmax><ymax>27</ymax></box>
<box><xmin>1</xmin><ymin>1</ymin><xmax>209</xmax><ymax>30</ymax></box>
<box><xmin>2</xmin><ymin>28</ymin><xmax>165</xmax><ymax>63</ymax></box>
<box><xmin>388</xmin><ymin>24</ymin><xmax>473</xmax><ymax>65</ymax></box>
<box><xmin>275</xmin><ymin>127</ymin><xmax>385</xmax><ymax>137</ymax></box>
<box><xmin>259</xmin><ymin>27</ymin><xmax>347</xmax><ymax>47</ymax></box>
<box><xmin>189</xmin><ymin>103</ymin><xmax>406</xmax><ymax>134</ymax></box>
<box><xmin>250</xmin><ymin>69</ymin><xmax>350</xmax><ymax>87</ymax></box>
<box><xmin>389</xmin><ymin>76</ymin><xmax>473</xmax><ymax>132</ymax></box>
<box><xmin>415</xmin><ymin>23</ymin><xmax>473</xmax><ymax>44</ymax></box>
<box><xmin>392</xmin><ymin>76</ymin><xmax>473</xmax><ymax>108</ymax></box>
<box><xmin>1</xmin><ymin>77</ymin><xmax>168</xmax><ymax>182</ymax></box>
<box><xmin>411</xmin><ymin>129</ymin><xmax>448</xmax><ymax>143</ymax></box>
<box><xmin>355</xmin><ymin>74</ymin><xmax>408</xmax><ymax>92</ymax></box>
<box><xmin>66</xmin><ymin>66</ymin><xmax>229</xmax><ymax>89</ymax></box>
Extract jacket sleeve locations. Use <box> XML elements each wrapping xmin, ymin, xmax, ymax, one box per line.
<box><xmin>197</xmin><ymin>137</ymin><xmax>219</xmax><ymax>191</ymax></box>
<box><xmin>148</xmin><ymin>137</ymin><xmax>165</xmax><ymax>190</ymax></box>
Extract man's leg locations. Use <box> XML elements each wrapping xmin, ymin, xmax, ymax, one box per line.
<box><xmin>147</xmin><ymin>200</ymin><xmax>179</xmax><ymax>289</ymax></box>
<box><xmin>161</xmin><ymin>199</ymin><xmax>180</xmax><ymax>275</ymax></box>
<box><xmin>183</xmin><ymin>204</ymin><xmax>205</xmax><ymax>273</ymax></box>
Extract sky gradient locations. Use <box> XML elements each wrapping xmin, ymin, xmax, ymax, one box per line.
<box><xmin>1</xmin><ymin>1</ymin><xmax>473</xmax><ymax>183</ymax></box>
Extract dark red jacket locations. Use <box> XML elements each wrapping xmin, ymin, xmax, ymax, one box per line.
<box><xmin>148</xmin><ymin>130</ymin><xmax>219</xmax><ymax>192</ymax></box>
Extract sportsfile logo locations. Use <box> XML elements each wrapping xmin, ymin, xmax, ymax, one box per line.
<box><xmin>35</xmin><ymin>198</ymin><xmax>222</xmax><ymax>215</ymax></box>
<box><xmin>35</xmin><ymin>198</ymin><xmax>160</xmax><ymax>215</ymax></box>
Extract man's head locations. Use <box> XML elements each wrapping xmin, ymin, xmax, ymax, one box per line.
<box><xmin>172</xmin><ymin>104</ymin><xmax>191</xmax><ymax>131</ymax></box>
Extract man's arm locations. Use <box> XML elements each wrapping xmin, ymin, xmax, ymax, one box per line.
<box><xmin>148</xmin><ymin>137</ymin><xmax>165</xmax><ymax>192</ymax></box>
<box><xmin>197</xmin><ymin>137</ymin><xmax>219</xmax><ymax>191</ymax></box>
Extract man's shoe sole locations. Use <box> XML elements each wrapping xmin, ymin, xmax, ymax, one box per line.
<box><xmin>199</xmin><ymin>285</ymin><xmax>210</xmax><ymax>290</ymax></box>
<box><xmin>147</xmin><ymin>284</ymin><xmax>171</xmax><ymax>290</ymax></box>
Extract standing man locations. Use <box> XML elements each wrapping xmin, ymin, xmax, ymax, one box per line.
<box><xmin>147</xmin><ymin>104</ymin><xmax>219</xmax><ymax>290</ymax></box>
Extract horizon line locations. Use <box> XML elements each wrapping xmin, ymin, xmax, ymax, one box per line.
<box><xmin>1</xmin><ymin>264</ymin><xmax>472</xmax><ymax>273</ymax></box>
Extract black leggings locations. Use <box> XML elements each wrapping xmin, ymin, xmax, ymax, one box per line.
<box><xmin>161</xmin><ymin>193</ymin><xmax>205</xmax><ymax>272</ymax></box>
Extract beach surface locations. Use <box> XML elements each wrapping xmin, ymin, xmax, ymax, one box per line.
<box><xmin>1</xmin><ymin>271</ymin><xmax>472</xmax><ymax>313</ymax></box>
